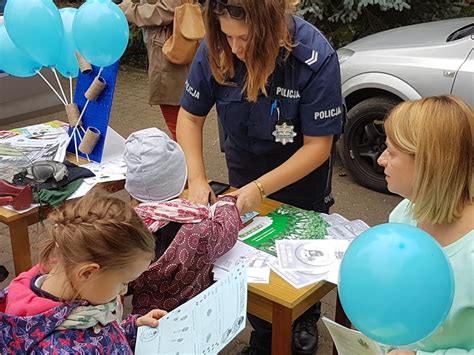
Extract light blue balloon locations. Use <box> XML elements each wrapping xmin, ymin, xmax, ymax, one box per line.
<box><xmin>339</xmin><ymin>223</ymin><xmax>454</xmax><ymax>346</ymax></box>
<box><xmin>72</xmin><ymin>0</ymin><xmax>129</xmax><ymax>68</ymax></box>
<box><xmin>4</xmin><ymin>0</ymin><xmax>64</xmax><ymax>67</ymax></box>
<box><xmin>0</xmin><ymin>24</ymin><xmax>42</xmax><ymax>77</ymax></box>
<box><xmin>56</xmin><ymin>8</ymin><xmax>79</xmax><ymax>78</ymax></box>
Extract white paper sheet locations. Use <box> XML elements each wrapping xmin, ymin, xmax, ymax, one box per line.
<box><xmin>268</xmin><ymin>259</ymin><xmax>327</xmax><ymax>289</ymax></box>
<box><xmin>135</xmin><ymin>265</ymin><xmax>247</xmax><ymax>355</ymax></box>
<box><xmin>213</xmin><ymin>241</ymin><xmax>275</xmax><ymax>284</ymax></box>
<box><xmin>322</xmin><ymin>317</ymin><xmax>389</xmax><ymax>355</ymax></box>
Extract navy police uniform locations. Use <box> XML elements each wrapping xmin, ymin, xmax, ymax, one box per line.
<box><xmin>181</xmin><ymin>16</ymin><xmax>343</xmax><ymax>213</ymax></box>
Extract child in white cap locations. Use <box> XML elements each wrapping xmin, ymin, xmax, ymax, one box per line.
<box><xmin>124</xmin><ymin>128</ymin><xmax>241</xmax><ymax>314</ymax></box>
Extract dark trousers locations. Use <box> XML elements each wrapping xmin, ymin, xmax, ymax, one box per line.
<box><xmin>224</xmin><ymin>141</ymin><xmax>336</xmax><ymax>352</ymax></box>
<box><xmin>248</xmin><ymin>303</ymin><xmax>322</xmax><ymax>352</ymax></box>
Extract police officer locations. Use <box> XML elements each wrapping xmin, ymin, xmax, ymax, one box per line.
<box><xmin>177</xmin><ymin>0</ymin><xmax>343</xmax><ymax>354</ymax></box>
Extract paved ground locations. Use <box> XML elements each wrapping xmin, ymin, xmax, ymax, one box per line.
<box><xmin>0</xmin><ymin>66</ymin><xmax>402</xmax><ymax>354</ymax></box>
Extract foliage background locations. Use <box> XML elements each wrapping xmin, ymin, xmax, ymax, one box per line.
<box><xmin>56</xmin><ymin>0</ymin><xmax>473</xmax><ymax>67</ymax></box>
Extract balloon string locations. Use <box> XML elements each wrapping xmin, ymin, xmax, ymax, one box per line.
<box><xmin>36</xmin><ymin>70</ymin><xmax>67</xmax><ymax>106</ymax></box>
<box><xmin>66</xmin><ymin>99</ymin><xmax>88</xmax><ymax>148</ymax></box>
<box><xmin>67</xmin><ymin>66</ymin><xmax>103</xmax><ymax>147</ymax></box>
<box><xmin>51</xmin><ymin>67</ymin><xmax>69</xmax><ymax>105</ymax></box>
<box><xmin>79</xmin><ymin>125</ymin><xmax>91</xmax><ymax>162</ymax></box>
<box><xmin>73</xmin><ymin>127</ymin><xmax>79</xmax><ymax>162</ymax></box>
<box><xmin>69</xmin><ymin>76</ymin><xmax>73</xmax><ymax>104</ymax></box>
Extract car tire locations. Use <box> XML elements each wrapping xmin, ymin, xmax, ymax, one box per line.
<box><xmin>338</xmin><ymin>95</ymin><xmax>401</xmax><ymax>193</ymax></box>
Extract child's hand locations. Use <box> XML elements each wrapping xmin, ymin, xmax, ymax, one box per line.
<box><xmin>387</xmin><ymin>350</ymin><xmax>415</xmax><ymax>355</ymax></box>
<box><xmin>136</xmin><ymin>309</ymin><xmax>168</xmax><ymax>327</ymax></box>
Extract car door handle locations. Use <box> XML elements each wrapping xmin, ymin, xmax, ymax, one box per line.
<box><xmin>443</xmin><ymin>70</ymin><xmax>455</xmax><ymax>77</ymax></box>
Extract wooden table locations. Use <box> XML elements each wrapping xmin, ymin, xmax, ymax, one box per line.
<box><xmin>0</xmin><ymin>156</ymin><xmax>125</xmax><ymax>276</ymax></box>
<box><xmin>250</xmin><ymin>197</ymin><xmax>350</xmax><ymax>355</ymax></box>
<box><xmin>2</xmin><ymin>183</ymin><xmax>349</xmax><ymax>354</ymax></box>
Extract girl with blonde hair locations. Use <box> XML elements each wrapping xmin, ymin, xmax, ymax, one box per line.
<box><xmin>377</xmin><ymin>95</ymin><xmax>473</xmax><ymax>354</ymax></box>
<box><xmin>0</xmin><ymin>189</ymin><xmax>166</xmax><ymax>353</ymax></box>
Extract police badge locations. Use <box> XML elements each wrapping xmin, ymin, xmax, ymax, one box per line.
<box><xmin>271</xmin><ymin>99</ymin><xmax>297</xmax><ymax>145</ymax></box>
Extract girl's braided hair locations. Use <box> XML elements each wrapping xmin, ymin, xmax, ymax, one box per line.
<box><xmin>40</xmin><ymin>188</ymin><xmax>155</xmax><ymax>277</ymax></box>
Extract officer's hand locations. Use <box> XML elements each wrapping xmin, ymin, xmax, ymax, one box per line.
<box><xmin>188</xmin><ymin>180</ymin><xmax>216</xmax><ymax>205</ymax></box>
<box><xmin>228</xmin><ymin>183</ymin><xmax>261</xmax><ymax>214</ymax></box>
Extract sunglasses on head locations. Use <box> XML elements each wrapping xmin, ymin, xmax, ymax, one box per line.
<box><xmin>211</xmin><ymin>0</ymin><xmax>246</xmax><ymax>20</ymax></box>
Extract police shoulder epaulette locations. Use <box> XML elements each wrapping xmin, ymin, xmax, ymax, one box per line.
<box><xmin>291</xmin><ymin>40</ymin><xmax>332</xmax><ymax>73</ymax></box>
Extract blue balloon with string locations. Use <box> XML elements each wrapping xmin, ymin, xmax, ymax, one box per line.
<box><xmin>339</xmin><ymin>223</ymin><xmax>454</xmax><ymax>346</ymax></box>
<box><xmin>0</xmin><ymin>24</ymin><xmax>41</xmax><ymax>77</ymax></box>
<box><xmin>56</xmin><ymin>8</ymin><xmax>79</xmax><ymax>78</ymax></box>
<box><xmin>4</xmin><ymin>0</ymin><xmax>63</xmax><ymax>67</ymax></box>
<box><xmin>72</xmin><ymin>0</ymin><xmax>129</xmax><ymax>68</ymax></box>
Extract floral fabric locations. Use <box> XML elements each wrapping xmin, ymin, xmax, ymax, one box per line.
<box><xmin>132</xmin><ymin>196</ymin><xmax>241</xmax><ymax>314</ymax></box>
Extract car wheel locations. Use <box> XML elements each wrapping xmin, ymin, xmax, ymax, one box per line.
<box><xmin>338</xmin><ymin>96</ymin><xmax>401</xmax><ymax>193</ymax></box>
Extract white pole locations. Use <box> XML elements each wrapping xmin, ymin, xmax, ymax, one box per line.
<box><xmin>52</xmin><ymin>68</ymin><xmax>69</xmax><ymax>104</ymax></box>
<box><xmin>36</xmin><ymin>70</ymin><xmax>67</xmax><ymax>106</ymax></box>
<box><xmin>69</xmin><ymin>76</ymin><xmax>73</xmax><ymax>104</ymax></box>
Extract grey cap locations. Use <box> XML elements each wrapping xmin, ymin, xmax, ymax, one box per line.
<box><xmin>124</xmin><ymin>128</ymin><xmax>187</xmax><ymax>203</ymax></box>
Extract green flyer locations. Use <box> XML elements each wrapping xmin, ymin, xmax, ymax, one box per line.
<box><xmin>239</xmin><ymin>205</ymin><xmax>330</xmax><ymax>256</ymax></box>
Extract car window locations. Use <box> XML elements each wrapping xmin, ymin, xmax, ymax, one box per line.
<box><xmin>0</xmin><ymin>0</ymin><xmax>5</xmax><ymax>15</ymax></box>
<box><xmin>447</xmin><ymin>23</ymin><xmax>474</xmax><ymax>42</ymax></box>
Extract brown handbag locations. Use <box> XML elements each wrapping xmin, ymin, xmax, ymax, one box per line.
<box><xmin>162</xmin><ymin>0</ymin><xmax>205</xmax><ymax>65</ymax></box>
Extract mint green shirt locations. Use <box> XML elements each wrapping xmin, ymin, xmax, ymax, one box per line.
<box><xmin>389</xmin><ymin>199</ymin><xmax>474</xmax><ymax>354</ymax></box>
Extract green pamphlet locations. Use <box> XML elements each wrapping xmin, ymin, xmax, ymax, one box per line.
<box><xmin>238</xmin><ymin>205</ymin><xmax>330</xmax><ymax>256</ymax></box>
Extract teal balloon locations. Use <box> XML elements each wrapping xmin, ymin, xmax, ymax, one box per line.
<box><xmin>4</xmin><ymin>0</ymin><xmax>63</xmax><ymax>67</ymax></box>
<box><xmin>0</xmin><ymin>24</ymin><xmax>41</xmax><ymax>77</ymax></box>
<box><xmin>56</xmin><ymin>8</ymin><xmax>79</xmax><ymax>78</ymax></box>
<box><xmin>339</xmin><ymin>223</ymin><xmax>454</xmax><ymax>346</ymax></box>
<box><xmin>72</xmin><ymin>0</ymin><xmax>129</xmax><ymax>68</ymax></box>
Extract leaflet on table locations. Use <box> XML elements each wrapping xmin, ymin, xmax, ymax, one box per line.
<box><xmin>320</xmin><ymin>213</ymin><xmax>370</xmax><ymax>240</ymax></box>
<box><xmin>213</xmin><ymin>241</ymin><xmax>274</xmax><ymax>284</ymax></box>
<box><xmin>81</xmin><ymin>159</ymin><xmax>127</xmax><ymax>185</ymax></box>
<box><xmin>135</xmin><ymin>265</ymin><xmax>247</xmax><ymax>355</ymax></box>
<box><xmin>238</xmin><ymin>205</ymin><xmax>331</xmax><ymax>255</ymax></box>
<box><xmin>0</xmin><ymin>134</ymin><xmax>68</xmax><ymax>167</ymax></box>
<box><xmin>9</xmin><ymin>121</ymin><xmax>68</xmax><ymax>139</ymax></box>
<box><xmin>322</xmin><ymin>317</ymin><xmax>389</xmax><ymax>355</ymax></box>
<box><xmin>268</xmin><ymin>259</ymin><xmax>327</xmax><ymax>289</ymax></box>
<box><xmin>271</xmin><ymin>240</ymin><xmax>350</xmax><ymax>287</ymax></box>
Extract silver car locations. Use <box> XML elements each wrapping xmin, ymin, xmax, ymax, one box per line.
<box><xmin>337</xmin><ymin>18</ymin><xmax>474</xmax><ymax>192</ymax></box>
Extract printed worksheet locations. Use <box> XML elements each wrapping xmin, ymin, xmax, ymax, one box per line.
<box><xmin>135</xmin><ymin>265</ymin><xmax>247</xmax><ymax>355</ymax></box>
<box><xmin>276</xmin><ymin>239</ymin><xmax>336</xmax><ymax>272</ymax></box>
<box><xmin>322</xmin><ymin>317</ymin><xmax>389</xmax><ymax>355</ymax></box>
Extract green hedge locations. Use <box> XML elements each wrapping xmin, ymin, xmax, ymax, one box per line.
<box><xmin>55</xmin><ymin>0</ymin><xmax>473</xmax><ymax>67</ymax></box>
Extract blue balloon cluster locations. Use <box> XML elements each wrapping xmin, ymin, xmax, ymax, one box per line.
<box><xmin>339</xmin><ymin>223</ymin><xmax>454</xmax><ymax>346</ymax></box>
<box><xmin>0</xmin><ymin>0</ymin><xmax>129</xmax><ymax>79</ymax></box>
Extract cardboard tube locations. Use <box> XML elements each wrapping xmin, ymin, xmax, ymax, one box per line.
<box><xmin>79</xmin><ymin>126</ymin><xmax>100</xmax><ymax>155</ymax></box>
<box><xmin>85</xmin><ymin>76</ymin><xmax>106</xmax><ymax>101</ymax></box>
<box><xmin>75</xmin><ymin>51</ymin><xmax>92</xmax><ymax>74</ymax></box>
<box><xmin>65</xmin><ymin>103</ymin><xmax>81</xmax><ymax>127</ymax></box>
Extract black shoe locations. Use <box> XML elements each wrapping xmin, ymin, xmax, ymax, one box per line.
<box><xmin>291</xmin><ymin>314</ymin><xmax>318</xmax><ymax>355</ymax></box>
<box><xmin>240</xmin><ymin>345</ymin><xmax>271</xmax><ymax>355</ymax></box>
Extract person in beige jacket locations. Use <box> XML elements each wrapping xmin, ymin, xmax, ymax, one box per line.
<box><xmin>119</xmin><ymin>0</ymin><xmax>190</xmax><ymax>140</ymax></box>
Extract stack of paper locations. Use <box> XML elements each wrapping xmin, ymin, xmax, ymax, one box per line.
<box><xmin>213</xmin><ymin>241</ymin><xmax>274</xmax><ymax>284</ymax></box>
<box><xmin>272</xmin><ymin>239</ymin><xmax>350</xmax><ymax>288</ymax></box>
